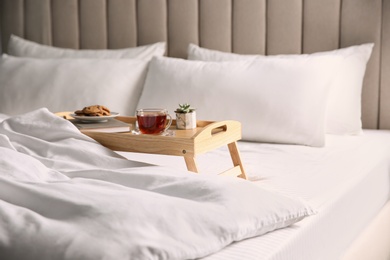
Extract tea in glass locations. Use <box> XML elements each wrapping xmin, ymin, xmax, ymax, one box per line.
<box><xmin>136</xmin><ymin>108</ymin><xmax>172</xmax><ymax>134</ymax></box>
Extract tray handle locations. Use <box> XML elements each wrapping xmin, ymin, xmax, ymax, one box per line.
<box><xmin>194</xmin><ymin>120</ymin><xmax>241</xmax><ymax>140</ymax></box>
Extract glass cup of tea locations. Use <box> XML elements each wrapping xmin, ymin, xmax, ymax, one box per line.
<box><xmin>136</xmin><ymin>108</ymin><xmax>172</xmax><ymax>135</ymax></box>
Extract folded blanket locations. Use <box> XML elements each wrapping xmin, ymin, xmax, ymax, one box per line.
<box><xmin>0</xmin><ymin>109</ymin><xmax>315</xmax><ymax>260</ymax></box>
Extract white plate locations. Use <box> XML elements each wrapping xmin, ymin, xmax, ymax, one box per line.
<box><xmin>71</xmin><ymin>112</ymin><xmax>120</xmax><ymax>122</ymax></box>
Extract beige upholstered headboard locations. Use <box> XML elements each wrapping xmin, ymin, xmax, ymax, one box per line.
<box><xmin>0</xmin><ymin>0</ymin><xmax>389</xmax><ymax>130</ymax></box>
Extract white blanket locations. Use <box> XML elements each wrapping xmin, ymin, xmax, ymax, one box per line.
<box><xmin>0</xmin><ymin>109</ymin><xmax>314</xmax><ymax>260</ymax></box>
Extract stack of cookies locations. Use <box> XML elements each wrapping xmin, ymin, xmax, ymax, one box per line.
<box><xmin>74</xmin><ymin>105</ymin><xmax>111</xmax><ymax>116</ymax></box>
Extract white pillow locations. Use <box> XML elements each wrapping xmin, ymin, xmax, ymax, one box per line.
<box><xmin>8</xmin><ymin>34</ymin><xmax>166</xmax><ymax>60</ymax></box>
<box><xmin>188</xmin><ymin>43</ymin><xmax>374</xmax><ymax>135</ymax></box>
<box><xmin>137</xmin><ymin>56</ymin><xmax>342</xmax><ymax>147</ymax></box>
<box><xmin>0</xmin><ymin>54</ymin><xmax>148</xmax><ymax>116</ymax></box>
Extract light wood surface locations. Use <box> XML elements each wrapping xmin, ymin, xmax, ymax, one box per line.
<box><xmin>227</xmin><ymin>142</ymin><xmax>247</xmax><ymax>179</ymax></box>
<box><xmin>56</xmin><ymin>113</ymin><xmax>247</xmax><ymax>179</ymax></box>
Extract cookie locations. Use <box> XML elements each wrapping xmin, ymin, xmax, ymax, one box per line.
<box><xmin>74</xmin><ymin>105</ymin><xmax>111</xmax><ymax>116</ymax></box>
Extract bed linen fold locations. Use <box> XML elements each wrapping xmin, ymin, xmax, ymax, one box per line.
<box><xmin>0</xmin><ymin>109</ymin><xmax>315</xmax><ymax>260</ymax></box>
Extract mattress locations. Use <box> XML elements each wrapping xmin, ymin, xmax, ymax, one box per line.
<box><xmin>118</xmin><ymin>130</ymin><xmax>390</xmax><ymax>259</ymax></box>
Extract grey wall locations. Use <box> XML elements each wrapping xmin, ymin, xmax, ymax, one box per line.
<box><xmin>0</xmin><ymin>26</ymin><xmax>2</xmax><ymax>53</ymax></box>
<box><xmin>0</xmin><ymin>30</ymin><xmax>2</xmax><ymax>54</ymax></box>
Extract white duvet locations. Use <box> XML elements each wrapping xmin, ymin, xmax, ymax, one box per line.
<box><xmin>0</xmin><ymin>109</ymin><xmax>314</xmax><ymax>260</ymax></box>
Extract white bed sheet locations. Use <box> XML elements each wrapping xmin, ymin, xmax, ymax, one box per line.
<box><xmin>119</xmin><ymin>130</ymin><xmax>390</xmax><ymax>259</ymax></box>
<box><xmin>0</xmin><ymin>109</ymin><xmax>317</xmax><ymax>260</ymax></box>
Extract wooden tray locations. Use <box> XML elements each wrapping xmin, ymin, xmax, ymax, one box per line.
<box><xmin>55</xmin><ymin>113</ymin><xmax>247</xmax><ymax>179</ymax></box>
<box><xmin>82</xmin><ymin>116</ymin><xmax>241</xmax><ymax>157</ymax></box>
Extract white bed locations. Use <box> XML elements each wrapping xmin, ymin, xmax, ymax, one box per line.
<box><xmin>0</xmin><ymin>109</ymin><xmax>318</xmax><ymax>260</ymax></box>
<box><xmin>1</xmin><ymin>111</ymin><xmax>389</xmax><ymax>260</ymax></box>
<box><xmin>1</xmin><ymin>0</ymin><xmax>390</xmax><ymax>259</ymax></box>
<box><xmin>121</xmin><ymin>130</ymin><xmax>390</xmax><ymax>259</ymax></box>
